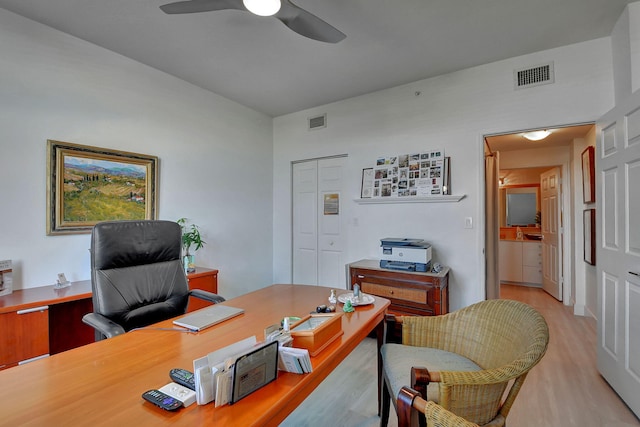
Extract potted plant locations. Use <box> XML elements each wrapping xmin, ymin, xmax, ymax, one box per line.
<box><xmin>177</xmin><ymin>218</ymin><xmax>205</xmax><ymax>273</ymax></box>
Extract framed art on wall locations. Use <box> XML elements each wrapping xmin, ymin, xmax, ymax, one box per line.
<box><xmin>581</xmin><ymin>146</ymin><xmax>595</xmax><ymax>203</ymax></box>
<box><xmin>361</xmin><ymin>168</ymin><xmax>374</xmax><ymax>198</ymax></box>
<box><xmin>584</xmin><ymin>208</ymin><xmax>595</xmax><ymax>265</ymax></box>
<box><xmin>47</xmin><ymin>140</ymin><xmax>158</xmax><ymax>235</ymax></box>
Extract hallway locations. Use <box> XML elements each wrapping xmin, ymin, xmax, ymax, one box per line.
<box><xmin>500</xmin><ymin>284</ymin><xmax>639</xmax><ymax>426</ymax></box>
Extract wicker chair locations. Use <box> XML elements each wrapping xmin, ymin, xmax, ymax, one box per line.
<box><xmin>397</xmin><ymin>386</ymin><xmax>479</xmax><ymax>427</ymax></box>
<box><xmin>380</xmin><ymin>299</ymin><xmax>549</xmax><ymax>427</ymax></box>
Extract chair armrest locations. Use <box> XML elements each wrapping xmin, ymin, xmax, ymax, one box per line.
<box><xmin>398</xmin><ymin>386</ymin><xmax>479</xmax><ymax>427</ymax></box>
<box><xmin>189</xmin><ymin>289</ymin><xmax>225</xmax><ymax>304</ymax></box>
<box><xmin>397</xmin><ymin>385</ymin><xmax>420</xmax><ymax>427</ymax></box>
<box><xmin>82</xmin><ymin>313</ymin><xmax>126</xmax><ymax>339</ymax></box>
<box><xmin>411</xmin><ymin>366</ymin><xmax>436</xmax><ymax>399</ymax></box>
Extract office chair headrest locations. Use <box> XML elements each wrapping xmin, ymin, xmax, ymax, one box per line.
<box><xmin>91</xmin><ymin>220</ymin><xmax>182</xmax><ymax>270</ymax></box>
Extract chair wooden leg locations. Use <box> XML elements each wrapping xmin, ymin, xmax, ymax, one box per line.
<box><xmin>380</xmin><ymin>372</ymin><xmax>391</xmax><ymax>427</ymax></box>
<box><xmin>377</xmin><ymin>318</ymin><xmax>385</xmax><ymax>415</ymax></box>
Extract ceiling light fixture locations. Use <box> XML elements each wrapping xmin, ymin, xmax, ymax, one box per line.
<box><xmin>243</xmin><ymin>0</ymin><xmax>281</xmax><ymax>16</ymax></box>
<box><xmin>522</xmin><ymin>130</ymin><xmax>551</xmax><ymax>141</ymax></box>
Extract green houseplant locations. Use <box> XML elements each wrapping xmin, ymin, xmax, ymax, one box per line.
<box><xmin>177</xmin><ymin>218</ymin><xmax>205</xmax><ymax>273</ymax></box>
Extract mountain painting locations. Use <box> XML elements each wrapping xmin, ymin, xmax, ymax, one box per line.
<box><xmin>62</xmin><ymin>155</ymin><xmax>148</xmax><ymax>222</ymax></box>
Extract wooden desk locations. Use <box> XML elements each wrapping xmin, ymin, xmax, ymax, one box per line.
<box><xmin>0</xmin><ymin>284</ymin><xmax>389</xmax><ymax>426</ymax></box>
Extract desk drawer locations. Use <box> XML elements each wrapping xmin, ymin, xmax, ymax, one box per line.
<box><xmin>362</xmin><ymin>282</ymin><xmax>427</xmax><ymax>304</ymax></box>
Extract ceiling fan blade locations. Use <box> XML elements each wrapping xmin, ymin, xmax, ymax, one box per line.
<box><xmin>161</xmin><ymin>0</ymin><xmax>345</xmax><ymax>43</ymax></box>
<box><xmin>160</xmin><ymin>0</ymin><xmax>245</xmax><ymax>14</ymax></box>
<box><xmin>276</xmin><ymin>0</ymin><xmax>345</xmax><ymax>43</ymax></box>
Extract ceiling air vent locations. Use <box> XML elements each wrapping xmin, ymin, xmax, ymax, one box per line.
<box><xmin>308</xmin><ymin>114</ymin><xmax>327</xmax><ymax>131</ymax></box>
<box><xmin>514</xmin><ymin>62</ymin><xmax>554</xmax><ymax>89</ymax></box>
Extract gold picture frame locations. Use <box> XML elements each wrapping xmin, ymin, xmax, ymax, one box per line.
<box><xmin>47</xmin><ymin>140</ymin><xmax>158</xmax><ymax>235</ymax></box>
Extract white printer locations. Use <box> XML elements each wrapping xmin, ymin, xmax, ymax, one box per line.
<box><xmin>379</xmin><ymin>238</ymin><xmax>432</xmax><ymax>272</ymax></box>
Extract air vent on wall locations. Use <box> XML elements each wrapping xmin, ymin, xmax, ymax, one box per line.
<box><xmin>308</xmin><ymin>114</ymin><xmax>327</xmax><ymax>130</ymax></box>
<box><xmin>514</xmin><ymin>62</ymin><xmax>554</xmax><ymax>89</ymax></box>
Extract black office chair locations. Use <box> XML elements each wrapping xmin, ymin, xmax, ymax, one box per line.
<box><xmin>82</xmin><ymin>220</ymin><xmax>225</xmax><ymax>340</ymax></box>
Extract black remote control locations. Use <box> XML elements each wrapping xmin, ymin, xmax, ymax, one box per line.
<box><xmin>142</xmin><ymin>389</ymin><xmax>183</xmax><ymax>411</ymax></box>
<box><xmin>169</xmin><ymin>368</ymin><xmax>196</xmax><ymax>391</ymax></box>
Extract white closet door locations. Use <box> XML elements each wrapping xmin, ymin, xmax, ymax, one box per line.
<box><xmin>292</xmin><ymin>161</ymin><xmax>318</xmax><ymax>285</ymax></box>
<box><xmin>292</xmin><ymin>157</ymin><xmax>347</xmax><ymax>287</ymax></box>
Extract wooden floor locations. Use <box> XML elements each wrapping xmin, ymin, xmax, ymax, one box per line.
<box><xmin>281</xmin><ymin>284</ymin><xmax>640</xmax><ymax>427</ymax></box>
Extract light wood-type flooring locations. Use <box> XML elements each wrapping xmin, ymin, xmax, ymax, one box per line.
<box><xmin>281</xmin><ymin>284</ymin><xmax>640</xmax><ymax>427</ymax></box>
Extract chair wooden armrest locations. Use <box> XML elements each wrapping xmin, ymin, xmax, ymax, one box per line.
<box><xmin>410</xmin><ymin>366</ymin><xmax>434</xmax><ymax>398</ymax></box>
<box><xmin>397</xmin><ymin>386</ymin><xmax>479</xmax><ymax>427</ymax></box>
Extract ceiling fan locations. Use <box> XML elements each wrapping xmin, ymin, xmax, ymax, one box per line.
<box><xmin>159</xmin><ymin>0</ymin><xmax>346</xmax><ymax>43</ymax></box>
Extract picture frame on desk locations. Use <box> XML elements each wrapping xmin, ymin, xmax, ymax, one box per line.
<box><xmin>0</xmin><ymin>260</ymin><xmax>12</xmax><ymax>297</ymax></box>
<box><xmin>47</xmin><ymin>140</ymin><xmax>158</xmax><ymax>235</ymax></box>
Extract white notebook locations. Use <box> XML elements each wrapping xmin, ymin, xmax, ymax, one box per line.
<box><xmin>173</xmin><ymin>304</ymin><xmax>244</xmax><ymax>331</ymax></box>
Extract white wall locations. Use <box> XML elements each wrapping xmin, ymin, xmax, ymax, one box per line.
<box><xmin>571</xmin><ymin>128</ymin><xmax>598</xmax><ymax>318</ymax></box>
<box><xmin>613</xmin><ymin>2</ymin><xmax>640</xmax><ymax>103</ymax></box>
<box><xmin>0</xmin><ymin>9</ymin><xmax>273</xmax><ymax>298</ymax></box>
<box><xmin>273</xmin><ymin>38</ymin><xmax>615</xmax><ymax>310</ymax></box>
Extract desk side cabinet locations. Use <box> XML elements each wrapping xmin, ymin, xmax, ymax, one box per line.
<box><xmin>348</xmin><ymin>259</ymin><xmax>449</xmax><ymax>317</ymax></box>
<box><xmin>0</xmin><ymin>307</ymin><xmax>49</xmax><ymax>370</ymax></box>
<box><xmin>186</xmin><ymin>267</ymin><xmax>219</xmax><ymax>312</ymax></box>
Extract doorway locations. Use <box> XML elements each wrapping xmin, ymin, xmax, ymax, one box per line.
<box><xmin>484</xmin><ymin>123</ymin><xmax>594</xmax><ymax>304</ymax></box>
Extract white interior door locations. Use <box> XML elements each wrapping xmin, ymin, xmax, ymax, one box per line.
<box><xmin>292</xmin><ymin>161</ymin><xmax>318</xmax><ymax>285</ymax></box>
<box><xmin>540</xmin><ymin>167</ymin><xmax>562</xmax><ymax>300</ymax></box>
<box><xmin>596</xmin><ymin>90</ymin><xmax>640</xmax><ymax>417</ymax></box>
<box><xmin>292</xmin><ymin>156</ymin><xmax>347</xmax><ymax>287</ymax></box>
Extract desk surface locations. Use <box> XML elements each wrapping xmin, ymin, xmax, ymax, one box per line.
<box><xmin>0</xmin><ymin>284</ymin><xmax>389</xmax><ymax>426</ymax></box>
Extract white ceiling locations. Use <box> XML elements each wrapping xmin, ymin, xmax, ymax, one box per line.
<box><xmin>0</xmin><ymin>0</ymin><xmax>634</xmax><ymax>117</ymax></box>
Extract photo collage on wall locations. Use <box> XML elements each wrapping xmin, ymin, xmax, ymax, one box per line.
<box><xmin>367</xmin><ymin>149</ymin><xmax>448</xmax><ymax>198</ymax></box>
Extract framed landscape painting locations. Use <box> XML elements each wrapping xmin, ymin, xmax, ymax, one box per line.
<box><xmin>47</xmin><ymin>140</ymin><xmax>158</xmax><ymax>235</ymax></box>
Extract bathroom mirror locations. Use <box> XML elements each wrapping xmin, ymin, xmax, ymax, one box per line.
<box><xmin>499</xmin><ymin>186</ymin><xmax>540</xmax><ymax>227</ymax></box>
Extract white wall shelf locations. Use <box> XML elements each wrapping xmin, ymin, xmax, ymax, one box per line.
<box><xmin>354</xmin><ymin>195</ymin><xmax>465</xmax><ymax>204</ymax></box>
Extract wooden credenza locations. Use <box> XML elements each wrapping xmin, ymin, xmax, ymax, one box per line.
<box><xmin>0</xmin><ymin>267</ymin><xmax>219</xmax><ymax>370</ymax></box>
<box><xmin>348</xmin><ymin>259</ymin><xmax>449</xmax><ymax>317</ymax></box>
<box><xmin>0</xmin><ymin>281</ymin><xmax>94</xmax><ymax>370</ymax></box>
<box><xmin>186</xmin><ymin>267</ymin><xmax>219</xmax><ymax>312</ymax></box>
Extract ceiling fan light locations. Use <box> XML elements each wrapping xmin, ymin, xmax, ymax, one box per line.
<box><xmin>522</xmin><ymin>130</ymin><xmax>551</xmax><ymax>141</ymax></box>
<box><xmin>243</xmin><ymin>0</ymin><xmax>281</xmax><ymax>16</ymax></box>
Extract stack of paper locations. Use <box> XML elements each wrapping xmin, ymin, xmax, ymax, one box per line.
<box><xmin>279</xmin><ymin>347</ymin><xmax>312</xmax><ymax>374</ymax></box>
<box><xmin>192</xmin><ymin>336</ymin><xmax>279</xmax><ymax>407</ymax></box>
